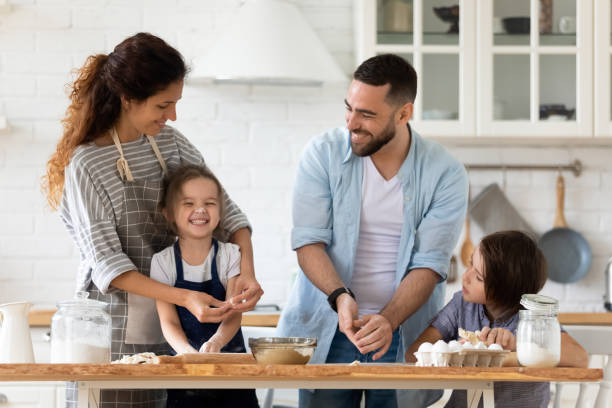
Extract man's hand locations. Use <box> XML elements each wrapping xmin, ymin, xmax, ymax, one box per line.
<box><xmin>353</xmin><ymin>314</ymin><xmax>393</xmax><ymax>361</ymax></box>
<box><xmin>184</xmin><ymin>291</ymin><xmax>233</xmax><ymax>323</ymax></box>
<box><xmin>479</xmin><ymin>326</ymin><xmax>516</xmax><ymax>351</ymax></box>
<box><xmin>227</xmin><ymin>274</ymin><xmax>264</xmax><ymax>313</ymax></box>
<box><xmin>336</xmin><ymin>293</ymin><xmax>359</xmax><ymax>343</ymax></box>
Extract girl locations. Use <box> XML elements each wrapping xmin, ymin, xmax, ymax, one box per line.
<box><xmin>151</xmin><ymin>164</ymin><xmax>259</xmax><ymax>407</ymax></box>
<box><xmin>406</xmin><ymin>230</ymin><xmax>588</xmax><ymax>408</ymax></box>
<box><xmin>43</xmin><ymin>32</ymin><xmax>262</xmax><ymax>407</ymax></box>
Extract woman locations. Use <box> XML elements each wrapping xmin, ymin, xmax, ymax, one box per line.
<box><xmin>42</xmin><ymin>32</ymin><xmax>263</xmax><ymax>407</ymax></box>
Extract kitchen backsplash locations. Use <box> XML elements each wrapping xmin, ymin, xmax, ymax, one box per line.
<box><xmin>0</xmin><ymin>0</ymin><xmax>609</xmax><ymax>312</ymax></box>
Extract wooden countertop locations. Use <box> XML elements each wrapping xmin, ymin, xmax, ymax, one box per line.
<box><xmin>28</xmin><ymin>310</ymin><xmax>612</xmax><ymax>327</ymax></box>
<box><xmin>28</xmin><ymin>310</ymin><xmax>280</xmax><ymax>327</ymax></box>
<box><xmin>0</xmin><ymin>364</ymin><xmax>602</xmax><ymax>384</ymax></box>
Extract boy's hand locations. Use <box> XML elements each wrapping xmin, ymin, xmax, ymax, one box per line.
<box><xmin>479</xmin><ymin>326</ymin><xmax>516</xmax><ymax>350</ymax></box>
<box><xmin>200</xmin><ymin>340</ymin><xmax>222</xmax><ymax>353</ymax></box>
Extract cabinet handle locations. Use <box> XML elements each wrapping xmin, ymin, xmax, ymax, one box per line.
<box><xmin>0</xmin><ymin>393</ymin><xmax>7</xmax><ymax>403</ymax></box>
<box><xmin>43</xmin><ymin>331</ymin><xmax>51</xmax><ymax>342</ymax></box>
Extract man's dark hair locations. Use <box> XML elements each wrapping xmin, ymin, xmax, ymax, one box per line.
<box><xmin>353</xmin><ymin>53</ymin><xmax>417</xmax><ymax>105</ymax></box>
<box><xmin>479</xmin><ymin>230</ymin><xmax>547</xmax><ymax>317</ymax></box>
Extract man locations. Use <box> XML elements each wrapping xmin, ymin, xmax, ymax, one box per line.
<box><xmin>276</xmin><ymin>54</ymin><xmax>468</xmax><ymax>408</ymax></box>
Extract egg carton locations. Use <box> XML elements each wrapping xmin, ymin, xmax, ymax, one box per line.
<box><xmin>413</xmin><ymin>349</ymin><xmax>510</xmax><ymax>367</ymax></box>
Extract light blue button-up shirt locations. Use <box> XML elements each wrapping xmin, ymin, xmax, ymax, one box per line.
<box><xmin>277</xmin><ymin>125</ymin><xmax>468</xmax><ymax>364</ymax></box>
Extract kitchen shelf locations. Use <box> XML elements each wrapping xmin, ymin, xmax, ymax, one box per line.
<box><xmin>494</xmin><ymin>33</ymin><xmax>577</xmax><ymax>46</ymax></box>
<box><xmin>377</xmin><ymin>32</ymin><xmax>459</xmax><ymax>46</ymax></box>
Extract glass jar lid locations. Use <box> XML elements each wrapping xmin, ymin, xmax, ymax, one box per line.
<box><xmin>56</xmin><ymin>291</ymin><xmax>108</xmax><ymax>310</ymax></box>
<box><xmin>520</xmin><ymin>294</ymin><xmax>559</xmax><ymax>314</ymax></box>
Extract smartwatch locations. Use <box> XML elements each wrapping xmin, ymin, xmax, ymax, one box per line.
<box><xmin>327</xmin><ymin>287</ymin><xmax>355</xmax><ymax>312</ymax></box>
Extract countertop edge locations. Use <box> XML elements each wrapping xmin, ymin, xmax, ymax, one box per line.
<box><xmin>27</xmin><ymin>310</ymin><xmax>612</xmax><ymax>327</ymax></box>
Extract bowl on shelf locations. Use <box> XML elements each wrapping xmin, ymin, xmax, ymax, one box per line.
<box><xmin>248</xmin><ymin>337</ymin><xmax>317</xmax><ymax>365</ymax></box>
<box><xmin>502</xmin><ymin>17</ymin><xmax>530</xmax><ymax>34</ymax></box>
<box><xmin>433</xmin><ymin>5</ymin><xmax>459</xmax><ymax>33</ymax></box>
<box><xmin>539</xmin><ymin>104</ymin><xmax>575</xmax><ymax>120</ymax></box>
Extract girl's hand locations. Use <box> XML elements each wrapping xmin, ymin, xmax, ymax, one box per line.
<box><xmin>227</xmin><ymin>274</ymin><xmax>264</xmax><ymax>312</ymax></box>
<box><xmin>479</xmin><ymin>326</ymin><xmax>516</xmax><ymax>350</ymax></box>
<box><xmin>200</xmin><ymin>340</ymin><xmax>222</xmax><ymax>353</ymax></box>
<box><xmin>184</xmin><ymin>290</ymin><xmax>233</xmax><ymax>323</ymax></box>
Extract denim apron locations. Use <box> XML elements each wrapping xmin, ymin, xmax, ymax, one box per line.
<box><xmin>166</xmin><ymin>240</ymin><xmax>259</xmax><ymax>408</ymax></box>
<box><xmin>172</xmin><ymin>239</ymin><xmax>246</xmax><ymax>352</ymax></box>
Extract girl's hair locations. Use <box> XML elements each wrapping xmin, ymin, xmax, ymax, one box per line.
<box><xmin>479</xmin><ymin>230</ymin><xmax>547</xmax><ymax>314</ymax></box>
<box><xmin>42</xmin><ymin>32</ymin><xmax>188</xmax><ymax>210</ymax></box>
<box><xmin>160</xmin><ymin>164</ymin><xmax>226</xmax><ymax>238</ymax></box>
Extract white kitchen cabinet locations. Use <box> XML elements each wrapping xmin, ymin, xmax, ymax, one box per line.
<box><xmin>0</xmin><ymin>384</ymin><xmax>61</xmax><ymax>408</ymax></box>
<box><xmin>355</xmin><ymin>0</ymin><xmax>596</xmax><ymax>139</ymax></box>
<box><xmin>355</xmin><ymin>0</ymin><xmax>476</xmax><ymax>137</ymax></box>
<box><xmin>594</xmin><ymin>0</ymin><xmax>612</xmax><ymax>137</ymax></box>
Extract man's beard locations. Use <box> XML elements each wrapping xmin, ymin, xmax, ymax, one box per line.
<box><xmin>350</xmin><ymin>119</ymin><xmax>396</xmax><ymax>157</ymax></box>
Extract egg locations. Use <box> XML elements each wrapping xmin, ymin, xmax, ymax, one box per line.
<box><xmin>462</xmin><ymin>342</ymin><xmax>474</xmax><ymax>350</ymax></box>
<box><xmin>448</xmin><ymin>340</ymin><xmax>462</xmax><ymax>352</ymax></box>
<box><xmin>475</xmin><ymin>341</ymin><xmax>487</xmax><ymax>350</ymax></box>
<box><xmin>432</xmin><ymin>340</ymin><xmax>450</xmax><ymax>352</ymax></box>
<box><xmin>418</xmin><ymin>342</ymin><xmax>433</xmax><ymax>352</ymax></box>
<box><xmin>488</xmin><ymin>343</ymin><xmax>503</xmax><ymax>351</ymax></box>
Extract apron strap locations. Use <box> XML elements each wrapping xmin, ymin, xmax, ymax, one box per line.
<box><xmin>110</xmin><ymin>127</ymin><xmax>134</xmax><ymax>182</ymax></box>
<box><xmin>146</xmin><ymin>135</ymin><xmax>169</xmax><ymax>177</ymax></box>
<box><xmin>110</xmin><ymin>128</ymin><xmax>169</xmax><ymax>181</ymax></box>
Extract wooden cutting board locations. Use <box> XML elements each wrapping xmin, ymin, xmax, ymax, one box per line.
<box><xmin>157</xmin><ymin>353</ymin><xmax>256</xmax><ymax>364</ymax></box>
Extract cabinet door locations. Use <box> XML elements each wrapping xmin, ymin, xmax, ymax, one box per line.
<box><xmin>0</xmin><ymin>384</ymin><xmax>58</xmax><ymax>408</ymax></box>
<box><xmin>354</xmin><ymin>0</ymin><xmax>476</xmax><ymax>137</ymax></box>
<box><xmin>477</xmin><ymin>0</ymin><xmax>592</xmax><ymax>138</ymax></box>
<box><xmin>594</xmin><ymin>0</ymin><xmax>611</xmax><ymax>137</ymax></box>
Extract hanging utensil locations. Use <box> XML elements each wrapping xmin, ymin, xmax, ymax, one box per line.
<box><xmin>460</xmin><ymin>184</ymin><xmax>475</xmax><ymax>267</ymax></box>
<box><xmin>538</xmin><ymin>174</ymin><xmax>592</xmax><ymax>283</ymax></box>
<box><xmin>447</xmin><ymin>255</ymin><xmax>458</xmax><ymax>283</ymax></box>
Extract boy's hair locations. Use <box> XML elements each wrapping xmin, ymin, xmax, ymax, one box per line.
<box><xmin>159</xmin><ymin>164</ymin><xmax>225</xmax><ymax>237</ymax></box>
<box><xmin>479</xmin><ymin>230</ymin><xmax>547</xmax><ymax>313</ymax></box>
<box><xmin>353</xmin><ymin>53</ymin><xmax>417</xmax><ymax>105</ymax></box>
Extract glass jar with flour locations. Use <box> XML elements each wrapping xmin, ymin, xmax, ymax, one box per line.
<box><xmin>50</xmin><ymin>291</ymin><xmax>111</xmax><ymax>363</ymax></box>
<box><xmin>516</xmin><ymin>294</ymin><xmax>560</xmax><ymax>367</ymax></box>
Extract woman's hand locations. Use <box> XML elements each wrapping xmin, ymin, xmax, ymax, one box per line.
<box><xmin>479</xmin><ymin>326</ymin><xmax>516</xmax><ymax>350</ymax></box>
<box><xmin>200</xmin><ymin>340</ymin><xmax>222</xmax><ymax>353</ymax></box>
<box><xmin>184</xmin><ymin>290</ymin><xmax>233</xmax><ymax>323</ymax></box>
<box><xmin>227</xmin><ymin>274</ymin><xmax>264</xmax><ymax>312</ymax></box>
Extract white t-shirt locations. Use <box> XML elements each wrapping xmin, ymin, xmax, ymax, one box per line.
<box><xmin>150</xmin><ymin>241</ymin><xmax>241</xmax><ymax>290</ymax></box>
<box><xmin>351</xmin><ymin>156</ymin><xmax>404</xmax><ymax>317</ymax></box>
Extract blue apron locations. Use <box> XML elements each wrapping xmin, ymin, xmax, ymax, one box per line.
<box><xmin>172</xmin><ymin>239</ymin><xmax>246</xmax><ymax>353</ymax></box>
<box><xmin>167</xmin><ymin>239</ymin><xmax>259</xmax><ymax>408</ymax></box>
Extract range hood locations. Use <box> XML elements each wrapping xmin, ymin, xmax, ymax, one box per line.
<box><xmin>190</xmin><ymin>0</ymin><xmax>347</xmax><ymax>86</ymax></box>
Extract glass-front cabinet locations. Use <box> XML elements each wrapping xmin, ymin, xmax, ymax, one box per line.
<box><xmin>355</xmin><ymin>0</ymin><xmax>594</xmax><ymax>139</ymax></box>
<box><xmin>355</xmin><ymin>0</ymin><xmax>476</xmax><ymax>137</ymax></box>
<box><xmin>478</xmin><ymin>0</ymin><xmax>591</xmax><ymax>138</ymax></box>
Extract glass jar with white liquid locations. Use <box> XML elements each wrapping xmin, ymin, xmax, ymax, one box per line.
<box><xmin>516</xmin><ymin>294</ymin><xmax>560</xmax><ymax>368</ymax></box>
<box><xmin>50</xmin><ymin>291</ymin><xmax>111</xmax><ymax>363</ymax></box>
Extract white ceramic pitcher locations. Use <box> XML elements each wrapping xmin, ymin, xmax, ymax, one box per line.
<box><xmin>0</xmin><ymin>302</ymin><xmax>35</xmax><ymax>363</ymax></box>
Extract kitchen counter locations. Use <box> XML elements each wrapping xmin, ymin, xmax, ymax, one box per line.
<box><xmin>28</xmin><ymin>309</ymin><xmax>281</xmax><ymax>327</ymax></box>
<box><xmin>28</xmin><ymin>310</ymin><xmax>612</xmax><ymax>327</ymax></box>
<box><xmin>0</xmin><ymin>363</ymin><xmax>604</xmax><ymax>408</ymax></box>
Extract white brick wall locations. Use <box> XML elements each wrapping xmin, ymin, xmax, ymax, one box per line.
<box><xmin>0</xmin><ymin>0</ymin><xmax>609</xmax><ymax>314</ymax></box>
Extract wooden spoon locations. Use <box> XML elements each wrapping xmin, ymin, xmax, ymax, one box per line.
<box><xmin>460</xmin><ymin>185</ymin><xmax>474</xmax><ymax>267</ymax></box>
<box><xmin>553</xmin><ymin>174</ymin><xmax>568</xmax><ymax>228</ymax></box>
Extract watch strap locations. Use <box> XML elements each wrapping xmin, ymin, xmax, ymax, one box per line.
<box><xmin>327</xmin><ymin>287</ymin><xmax>355</xmax><ymax>312</ymax></box>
